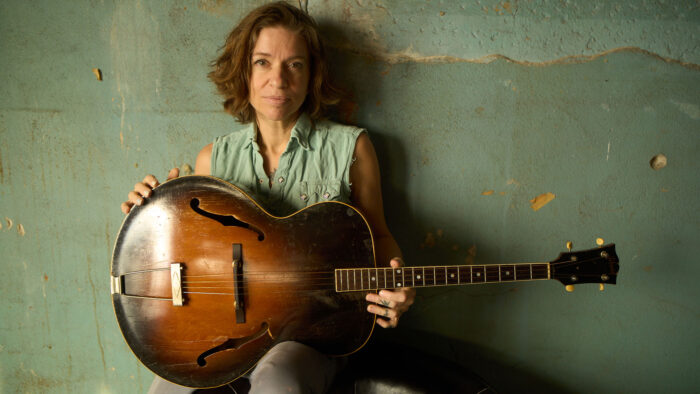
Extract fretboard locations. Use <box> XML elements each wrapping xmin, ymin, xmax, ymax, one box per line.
<box><xmin>335</xmin><ymin>263</ymin><xmax>550</xmax><ymax>292</ymax></box>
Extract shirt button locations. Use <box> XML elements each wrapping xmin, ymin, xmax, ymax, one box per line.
<box><xmin>258</xmin><ymin>179</ymin><xmax>263</xmax><ymax>184</ymax></box>
<box><xmin>300</xmin><ymin>193</ymin><xmax>308</xmax><ymax>201</ymax></box>
<box><xmin>323</xmin><ymin>192</ymin><xmax>330</xmax><ymax>199</ymax></box>
<box><xmin>278</xmin><ymin>177</ymin><xmax>284</xmax><ymax>183</ymax></box>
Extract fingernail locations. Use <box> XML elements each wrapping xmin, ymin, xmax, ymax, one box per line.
<box><xmin>137</xmin><ymin>198</ymin><xmax>143</xmax><ymax>205</ymax></box>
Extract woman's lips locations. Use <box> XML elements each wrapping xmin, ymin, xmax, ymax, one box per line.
<box><xmin>263</xmin><ymin>96</ymin><xmax>290</xmax><ymax>104</ymax></box>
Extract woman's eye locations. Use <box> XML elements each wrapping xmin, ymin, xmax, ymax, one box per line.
<box><xmin>253</xmin><ymin>59</ymin><xmax>268</xmax><ymax>66</ymax></box>
<box><xmin>290</xmin><ymin>62</ymin><xmax>304</xmax><ymax>69</ymax></box>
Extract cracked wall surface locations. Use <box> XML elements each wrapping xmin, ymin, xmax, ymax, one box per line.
<box><xmin>1</xmin><ymin>1</ymin><xmax>698</xmax><ymax>393</ymax></box>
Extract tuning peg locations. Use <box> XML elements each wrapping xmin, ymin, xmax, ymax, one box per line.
<box><xmin>599</xmin><ymin>283</ymin><xmax>605</xmax><ymax>291</ymax></box>
<box><xmin>566</xmin><ymin>241</ymin><xmax>573</xmax><ymax>252</ymax></box>
<box><xmin>596</xmin><ymin>238</ymin><xmax>604</xmax><ymax>247</ymax></box>
<box><xmin>565</xmin><ymin>285</ymin><xmax>575</xmax><ymax>292</ymax></box>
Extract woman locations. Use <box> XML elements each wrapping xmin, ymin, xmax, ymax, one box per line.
<box><xmin>121</xmin><ymin>2</ymin><xmax>415</xmax><ymax>393</ymax></box>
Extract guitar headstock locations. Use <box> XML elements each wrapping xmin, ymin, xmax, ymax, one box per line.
<box><xmin>550</xmin><ymin>244</ymin><xmax>619</xmax><ymax>287</ymax></box>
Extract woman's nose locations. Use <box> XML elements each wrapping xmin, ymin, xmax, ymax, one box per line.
<box><xmin>270</xmin><ymin>65</ymin><xmax>288</xmax><ymax>88</ymax></box>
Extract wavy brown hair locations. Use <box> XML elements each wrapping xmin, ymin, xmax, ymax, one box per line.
<box><xmin>209</xmin><ymin>1</ymin><xmax>342</xmax><ymax>123</ymax></box>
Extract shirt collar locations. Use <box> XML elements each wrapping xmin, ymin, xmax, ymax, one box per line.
<box><xmin>244</xmin><ymin>112</ymin><xmax>312</xmax><ymax>151</ymax></box>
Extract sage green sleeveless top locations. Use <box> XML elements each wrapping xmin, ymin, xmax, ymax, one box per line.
<box><xmin>210</xmin><ymin>113</ymin><xmax>365</xmax><ymax>216</ymax></box>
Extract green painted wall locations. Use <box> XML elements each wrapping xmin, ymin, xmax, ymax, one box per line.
<box><xmin>1</xmin><ymin>1</ymin><xmax>698</xmax><ymax>393</ymax></box>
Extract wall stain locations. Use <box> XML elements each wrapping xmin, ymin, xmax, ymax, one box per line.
<box><xmin>86</xmin><ymin>255</ymin><xmax>107</xmax><ymax>377</ymax></box>
<box><xmin>670</xmin><ymin>100</ymin><xmax>700</xmax><ymax>120</ymax></box>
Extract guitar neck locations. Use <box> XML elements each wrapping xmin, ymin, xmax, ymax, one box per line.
<box><xmin>335</xmin><ymin>263</ymin><xmax>550</xmax><ymax>292</ymax></box>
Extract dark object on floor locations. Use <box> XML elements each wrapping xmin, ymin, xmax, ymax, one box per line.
<box><xmin>195</xmin><ymin>342</ymin><xmax>495</xmax><ymax>394</ymax></box>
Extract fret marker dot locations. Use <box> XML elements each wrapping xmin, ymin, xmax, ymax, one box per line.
<box><xmin>397</xmin><ymin>269</ymin><xmax>401</xmax><ymax>274</ymax></box>
<box><xmin>476</xmin><ymin>273</ymin><xmax>481</xmax><ymax>277</ymax></box>
<box><xmin>397</xmin><ymin>283</ymin><xmax>402</xmax><ymax>287</ymax></box>
<box><xmin>450</xmin><ymin>273</ymin><xmax>455</xmax><ymax>278</ymax></box>
<box><xmin>371</xmin><ymin>277</ymin><xmax>375</xmax><ymax>281</ymax></box>
<box><xmin>417</xmin><ymin>275</ymin><xmax>422</xmax><ymax>279</ymax></box>
<box><xmin>506</xmin><ymin>271</ymin><xmax>510</xmax><ymax>275</ymax></box>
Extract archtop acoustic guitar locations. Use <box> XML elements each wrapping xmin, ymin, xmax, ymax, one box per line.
<box><xmin>110</xmin><ymin>175</ymin><xmax>620</xmax><ymax>388</ymax></box>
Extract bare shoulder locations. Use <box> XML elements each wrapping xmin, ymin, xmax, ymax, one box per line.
<box><xmin>195</xmin><ymin>143</ymin><xmax>213</xmax><ymax>175</ymax></box>
<box><xmin>350</xmin><ymin>132</ymin><xmax>390</xmax><ymax>236</ymax></box>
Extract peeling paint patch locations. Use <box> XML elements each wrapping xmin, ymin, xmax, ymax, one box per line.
<box><xmin>421</xmin><ymin>232</ymin><xmax>436</xmax><ymax>249</ymax></box>
<box><xmin>670</xmin><ymin>100</ymin><xmax>700</xmax><ymax>120</ymax></box>
<box><xmin>181</xmin><ymin>163</ymin><xmax>193</xmax><ymax>175</ymax></box>
<box><xmin>17</xmin><ymin>223</ymin><xmax>25</xmax><ymax>236</ymax></box>
<box><xmin>530</xmin><ymin>192</ymin><xmax>555</xmax><ymax>211</ymax></box>
<box><xmin>650</xmin><ymin>154</ymin><xmax>667</xmax><ymax>170</ymax></box>
<box><xmin>92</xmin><ymin>68</ymin><xmax>102</xmax><ymax>81</ymax></box>
<box><xmin>5</xmin><ymin>217</ymin><xmax>13</xmax><ymax>230</ymax></box>
<box><xmin>481</xmin><ymin>190</ymin><xmax>495</xmax><ymax>196</ymax></box>
<box><xmin>465</xmin><ymin>244</ymin><xmax>477</xmax><ymax>265</ymax></box>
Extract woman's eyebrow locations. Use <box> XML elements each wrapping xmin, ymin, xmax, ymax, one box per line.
<box><xmin>252</xmin><ymin>52</ymin><xmax>307</xmax><ymax>61</ymax></box>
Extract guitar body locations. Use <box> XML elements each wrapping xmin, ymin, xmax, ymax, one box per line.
<box><xmin>111</xmin><ymin>176</ymin><xmax>376</xmax><ymax>388</ymax></box>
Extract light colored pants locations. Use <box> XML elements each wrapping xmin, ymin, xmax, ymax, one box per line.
<box><xmin>147</xmin><ymin>341</ymin><xmax>345</xmax><ymax>394</ymax></box>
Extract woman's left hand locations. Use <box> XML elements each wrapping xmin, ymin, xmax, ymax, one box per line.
<box><xmin>365</xmin><ymin>258</ymin><xmax>416</xmax><ymax>328</ymax></box>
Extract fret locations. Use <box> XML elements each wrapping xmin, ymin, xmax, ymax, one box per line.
<box><xmin>435</xmin><ymin>266</ymin><xmax>446</xmax><ymax>286</ymax></box>
<box><xmin>392</xmin><ymin>268</ymin><xmax>396</xmax><ymax>288</ymax></box>
<box><xmin>360</xmin><ymin>269</ymin><xmax>364</xmax><ymax>290</ymax></box>
<box><xmin>447</xmin><ymin>266</ymin><xmax>459</xmax><ymax>285</ymax></box>
<box><xmin>395</xmin><ymin>268</ymin><xmax>403</xmax><ymax>288</ymax></box>
<box><xmin>353</xmin><ymin>269</ymin><xmax>357</xmax><ymax>290</ymax></box>
<box><xmin>500</xmin><ymin>264</ymin><xmax>515</xmax><ymax>282</ymax></box>
<box><xmin>336</xmin><ymin>270</ymin><xmax>341</xmax><ymax>291</ymax></box>
<box><xmin>485</xmin><ymin>265</ymin><xmax>500</xmax><ymax>282</ymax></box>
<box><xmin>424</xmin><ymin>266</ymin><xmax>435</xmax><ymax>286</ymax></box>
<box><xmin>433</xmin><ymin>267</ymin><xmax>437</xmax><ymax>286</ymax></box>
<box><xmin>459</xmin><ymin>266</ymin><xmax>471</xmax><ymax>284</ymax></box>
<box><xmin>407</xmin><ymin>267</ymin><xmax>415</xmax><ymax>287</ymax></box>
<box><xmin>472</xmin><ymin>265</ymin><xmax>485</xmax><ymax>282</ymax></box>
<box><xmin>516</xmin><ymin>264</ymin><xmax>531</xmax><ymax>280</ymax></box>
<box><xmin>346</xmin><ymin>270</ymin><xmax>350</xmax><ymax>291</ymax></box>
<box><xmin>532</xmin><ymin>263</ymin><xmax>549</xmax><ymax>280</ymax></box>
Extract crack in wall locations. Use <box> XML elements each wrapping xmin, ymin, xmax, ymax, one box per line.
<box><xmin>334</xmin><ymin>45</ymin><xmax>700</xmax><ymax>71</ymax></box>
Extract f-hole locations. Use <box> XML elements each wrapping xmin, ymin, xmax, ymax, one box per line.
<box><xmin>197</xmin><ymin>322</ymin><xmax>270</xmax><ymax>366</ymax></box>
<box><xmin>190</xmin><ymin>198</ymin><xmax>264</xmax><ymax>241</ymax></box>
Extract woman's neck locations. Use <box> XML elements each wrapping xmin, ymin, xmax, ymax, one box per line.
<box><xmin>255</xmin><ymin>114</ymin><xmax>299</xmax><ymax>155</ymax></box>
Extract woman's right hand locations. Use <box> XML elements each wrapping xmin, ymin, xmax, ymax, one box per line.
<box><xmin>120</xmin><ymin>168</ymin><xmax>180</xmax><ymax>214</ymax></box>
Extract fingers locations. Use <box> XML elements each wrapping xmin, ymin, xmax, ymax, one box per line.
<box><xmin>367</xmin><ymin>303</ymin><xmax>400</xmax><ymax>328</ymax></box>
<box><xmin>166</xmin><ymin>167</ymin><xmax>180</xmax><ymax>181</ymax></box>
<box><xmin>121</xmin><ymin>169</ymin><xmax>179</xmax><ymax>215</ymax></box>
<box><xmin>389</xmin><ymin>257</ymin><xmax>404</xmax><ymax>268</ymax></box>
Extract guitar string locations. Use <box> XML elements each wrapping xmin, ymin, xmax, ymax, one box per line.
<box><xmin>128</xmin><ymin>262</ymin><xmax>559</xmax><ymax>278</ymax></box>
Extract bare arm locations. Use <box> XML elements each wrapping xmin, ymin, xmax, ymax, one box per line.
<box><xmin>350</xmin><ymin>132</ymin><xmax>415</xmax><ymax>328</ymax></box>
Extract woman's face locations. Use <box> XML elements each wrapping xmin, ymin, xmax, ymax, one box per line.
<box><xmin>249</xmin><ymin>26</ymin><xmax>310</xmax><ymax>127</ymax></box>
